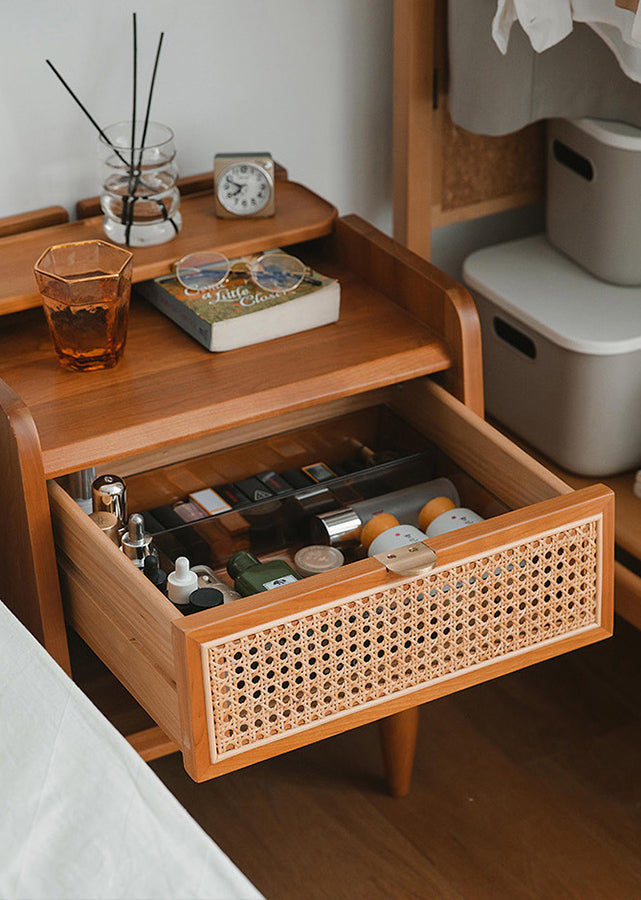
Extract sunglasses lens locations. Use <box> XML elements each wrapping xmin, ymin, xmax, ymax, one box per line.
<box><xmin>251</xmin><ymin>252</ymin><xmax>306</xmax><ymax>293</ymax></box>
<box><xmin>176</xmin><ymin>252</ymin><xmax>230</xmax><ymax>291</ymax></box>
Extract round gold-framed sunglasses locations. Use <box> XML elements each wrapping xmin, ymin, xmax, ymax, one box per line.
<box><xmin>175</xmin><ymin>249</ymin><xmax>319</xmax><ymax>294</ymax></box>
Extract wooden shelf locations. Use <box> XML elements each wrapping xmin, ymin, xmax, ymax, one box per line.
<box><xmin>489</xmin><ymin>418</ymin><xmax>641</xmax><ymax>626</ymax></box>
<box><xmin>0</xmin><ymin>222</ymin><xmax>452</xmax><ymax>479</ymax></box>
<box><xmin>494</xmin><ymin>419</ymin><xmax>641</xmax><ymax>561</ymax></box>
<box><xmin>534</xmin><ymin>463</ymin><xmax>641</xmax><ymax>632</ymax></box>
<box><xmin>538</xmin><ymin>464</ymin><xmax>641</xmax><ymax>564</ymax></box>
<box><xmin>0</xmin><ymin>180</ymin><xmax>336</xmax><ymax>316</ymax></box>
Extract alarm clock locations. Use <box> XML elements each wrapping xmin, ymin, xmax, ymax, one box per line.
<box><xmin>213</xmin><ymin>153</ymin><xmax>275</xmax><ymax>218</ymax></box>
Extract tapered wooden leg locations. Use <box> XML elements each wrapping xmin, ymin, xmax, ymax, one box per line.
<box><xmin>379</xmin><ymin>705</ymin><xmax>420</xmax><ymax>797</ymax></box>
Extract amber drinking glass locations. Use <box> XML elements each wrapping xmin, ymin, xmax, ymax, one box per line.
<box><xmin>34</xmin><ymin>240</ymin><xmax>133</xmax><ymax>371</ymax></box>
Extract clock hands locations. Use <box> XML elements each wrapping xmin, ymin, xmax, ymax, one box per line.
<box><xmin>226</xmin><ymin>179</ymin><xmax>244</xmax><ymax>196</ymax></box>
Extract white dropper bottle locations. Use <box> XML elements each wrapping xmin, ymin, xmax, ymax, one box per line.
<box><xmin>167</xmin><ymin>556</ymin><xmax>198</xmax><ymax>607</ymax></box>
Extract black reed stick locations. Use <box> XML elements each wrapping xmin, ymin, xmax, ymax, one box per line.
<box><xmin>45</xmin><ymin>59</ymin><xmax>131</xmax><ymax>169</ymax></box>
<box><xmin>131</xmin><ymin>13</ymin><xmax>138</xmax><ymax>160</ymax></box>
<box><xmin>137</xmin><ymin>30</ymin><xmax>164</xmax><ymax>171</ymax></box>
<box><xmin>122</xmin><ymin>13</ymin><xmax>139</xmax><ymax>228</ymax></box>
<box><xmin>124</xmin><ymin>30</ymin><xmax>177</xmax><ymax>244</ymax></box>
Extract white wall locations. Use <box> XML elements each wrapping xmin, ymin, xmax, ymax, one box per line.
<box><xmin>0</xmin><ymin>0</ymin><xmax>394</xmax><ymax>232</ymax></box>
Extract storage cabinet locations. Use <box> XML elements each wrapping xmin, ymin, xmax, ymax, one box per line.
<box><xmin>0</xmin><ymin>173</ymin><xmax>613</xmax><ymax>790</ymax></box>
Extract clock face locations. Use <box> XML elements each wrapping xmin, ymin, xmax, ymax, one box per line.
<box><xmin>217</xmin><ymin>162</ymin><xmax>272</xmax><ymax>215</ymax></box>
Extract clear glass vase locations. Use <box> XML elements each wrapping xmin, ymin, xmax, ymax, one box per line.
<box><xmin>100</xmin><ymin>121</ymin><xmax>182</xmax><ymax>247</ymax></box>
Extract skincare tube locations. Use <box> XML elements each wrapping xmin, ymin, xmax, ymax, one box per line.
<box><xmin>311</xmin><ymin>477</ymin><xmax>460</xmax><ymax>545</ymax></box>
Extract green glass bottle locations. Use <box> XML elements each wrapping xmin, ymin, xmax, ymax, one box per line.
<box><xmin>226</xmin><ymin>550</ymin><xmax>302</xmax><ymax>597</ymax></box>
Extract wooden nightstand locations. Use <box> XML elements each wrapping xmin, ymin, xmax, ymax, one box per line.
<box><xmin>0</xmin><ymin>171</ymin><xmax>614</xmax><ymax>792</ymax></box>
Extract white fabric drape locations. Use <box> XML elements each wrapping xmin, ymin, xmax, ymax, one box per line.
<box><xmin>493</xmin><ymin>0</ymin><xmax>641</xmax><ymax>82</ymax></box>
<box><xmin>493</xmin><ymin>0</ymin><xmax>573</xmax><ymax>53</ymax></box>
<box><xmin>0</xmin><ymin>600</ymin><xmax>264</xmax><ymax>900</ymax></box>
<box><xmin>449</xmin><ymin>0</ymin><xmax>641</xmax><ymax>134</ymax></box>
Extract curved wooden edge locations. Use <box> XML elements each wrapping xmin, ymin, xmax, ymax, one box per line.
<box><xmin>0</xmin><ymin>378</ymin><xmax>70</xmax><ymax>673</ymax></box>
<box><xmin>326</xmin><ymin>214</ymin><xmax>484</xmax><ymax>416</ymax></box>
<box><xmin>0</xmin><ymin>205</ymin><xmax>69</xmax><ymax>238</ymax></box>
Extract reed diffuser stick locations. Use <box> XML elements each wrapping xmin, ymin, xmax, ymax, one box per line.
<box><xmin>45</xmin><ymin>59</ymin><xmax>131</xmax><ymax>169</ymax></box>
<box><xmin>137</xmin><ymin>31</ymin><xmax>164</xmax><ymax>169</ymax></box>
<box><xmin>122</xmin><ymin>12</ymin><xmax>139</xmax><ymax>227</ymax></box>
<box><xmin>131</xmin><ymin>13</ymin><xmax>138</xmax><ymax>160</ymax></box>
<box><xmin>124</xmin><ymin>31</ymin><xmax>175</xmax><ymax>244</ymax></box>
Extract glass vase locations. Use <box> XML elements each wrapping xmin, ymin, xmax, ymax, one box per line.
<box><xmin>100</xmin><ymin>120</ymin><xmax>182</xmax><ymax>247</ymax></box>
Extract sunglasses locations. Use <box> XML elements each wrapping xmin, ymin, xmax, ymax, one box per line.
<box><xmin>174</xmin><ymin>250</ymin><xmax>320</xmax><ymax>295</ymax></box>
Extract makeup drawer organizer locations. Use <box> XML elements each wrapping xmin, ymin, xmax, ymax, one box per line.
<box><xmin>0</xmin><ymin>172</ymin><xmax>613</xmax><ymax>790</ymax></box>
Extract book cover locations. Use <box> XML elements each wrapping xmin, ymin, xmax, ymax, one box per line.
<box><xmin>135</xmin><ymin>255</ymin><xmax>340</xmax><ymax>352</ymax></box>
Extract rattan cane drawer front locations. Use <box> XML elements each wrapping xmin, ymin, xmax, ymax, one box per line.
<box><xmin>173</xmin><ymin>483</ymin><xmax>612</xmax><ymax>782</ymax></box>
<box><xmin>206</xmin><ymin>520</ymin><xmax>598</xmax><ymax>756</ymax></box>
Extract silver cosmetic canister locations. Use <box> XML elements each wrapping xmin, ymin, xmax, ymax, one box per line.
<box><xmin>309</xmin><ymin>507</ymin><xmax>363</xmax><ymax>545</ymax></box>
<box><xmin>92</xmin><ymin>474</ymin><xmax>127</xmax><ymax>530</ymax></box>
<box><xmin>66</xmin><ymin>467</ymin><xmax>97</xmax><ymax>514</ymax></box>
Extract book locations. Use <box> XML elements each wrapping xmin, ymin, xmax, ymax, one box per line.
<box><xmin>135</xmin><ymin>254</ymin><xmax>340</xmax><ymax>352</ymax></box>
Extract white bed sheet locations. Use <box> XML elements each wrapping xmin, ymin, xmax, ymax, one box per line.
<box><xmin>0</xmin><ymin>600</ymin><xmax>264</xmax><ymax>900</ymax></box>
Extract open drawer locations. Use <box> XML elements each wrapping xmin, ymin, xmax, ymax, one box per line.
<box><xmin>48</xmin><ymin>378</ymin><xmax>614</xmax><ymax>783</ymax></box>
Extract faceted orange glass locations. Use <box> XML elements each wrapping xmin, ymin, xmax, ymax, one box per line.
<box><xmin>34</xmin><ymin>240</ymin><xmax>133</xmax><ymax>371</ymax></box>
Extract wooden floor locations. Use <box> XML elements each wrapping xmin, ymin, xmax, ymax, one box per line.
<box><xmin>151</xmin><ymin>615</ymin><xmax>641</xmax><ymax>900</ymax></box>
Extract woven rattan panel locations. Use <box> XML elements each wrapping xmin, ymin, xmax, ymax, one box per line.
<box><xmin>204</xmin><ymin>518</ymin><xmax>601</xmax><ymax>761</ymax></box>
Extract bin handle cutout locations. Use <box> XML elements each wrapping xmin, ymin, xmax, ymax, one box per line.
<box><xmin>493</xmin><ymin>317</ymin><xmax>537</xmax><ymax>359</ymax></box>
<box><xmin>552</xmin><ymin>139</ymin><xmax>594</xmax><ymax>181</ymax></box>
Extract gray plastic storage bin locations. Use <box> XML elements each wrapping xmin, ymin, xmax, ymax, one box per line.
<box><xmin>463</xmin><ymin>235</ymin><xmax>641</xmax><ymax>477</ymax></box>
<box><xmin>547</xmin><ymin>117</ymin><xmax>641</xmax><ymax>285</ymax></box>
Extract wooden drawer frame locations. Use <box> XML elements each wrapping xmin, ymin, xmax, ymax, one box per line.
<box><xmin>48</xmin><ymin>379</ymin><xmax>613</xmax><ymax>782</ymax></box>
